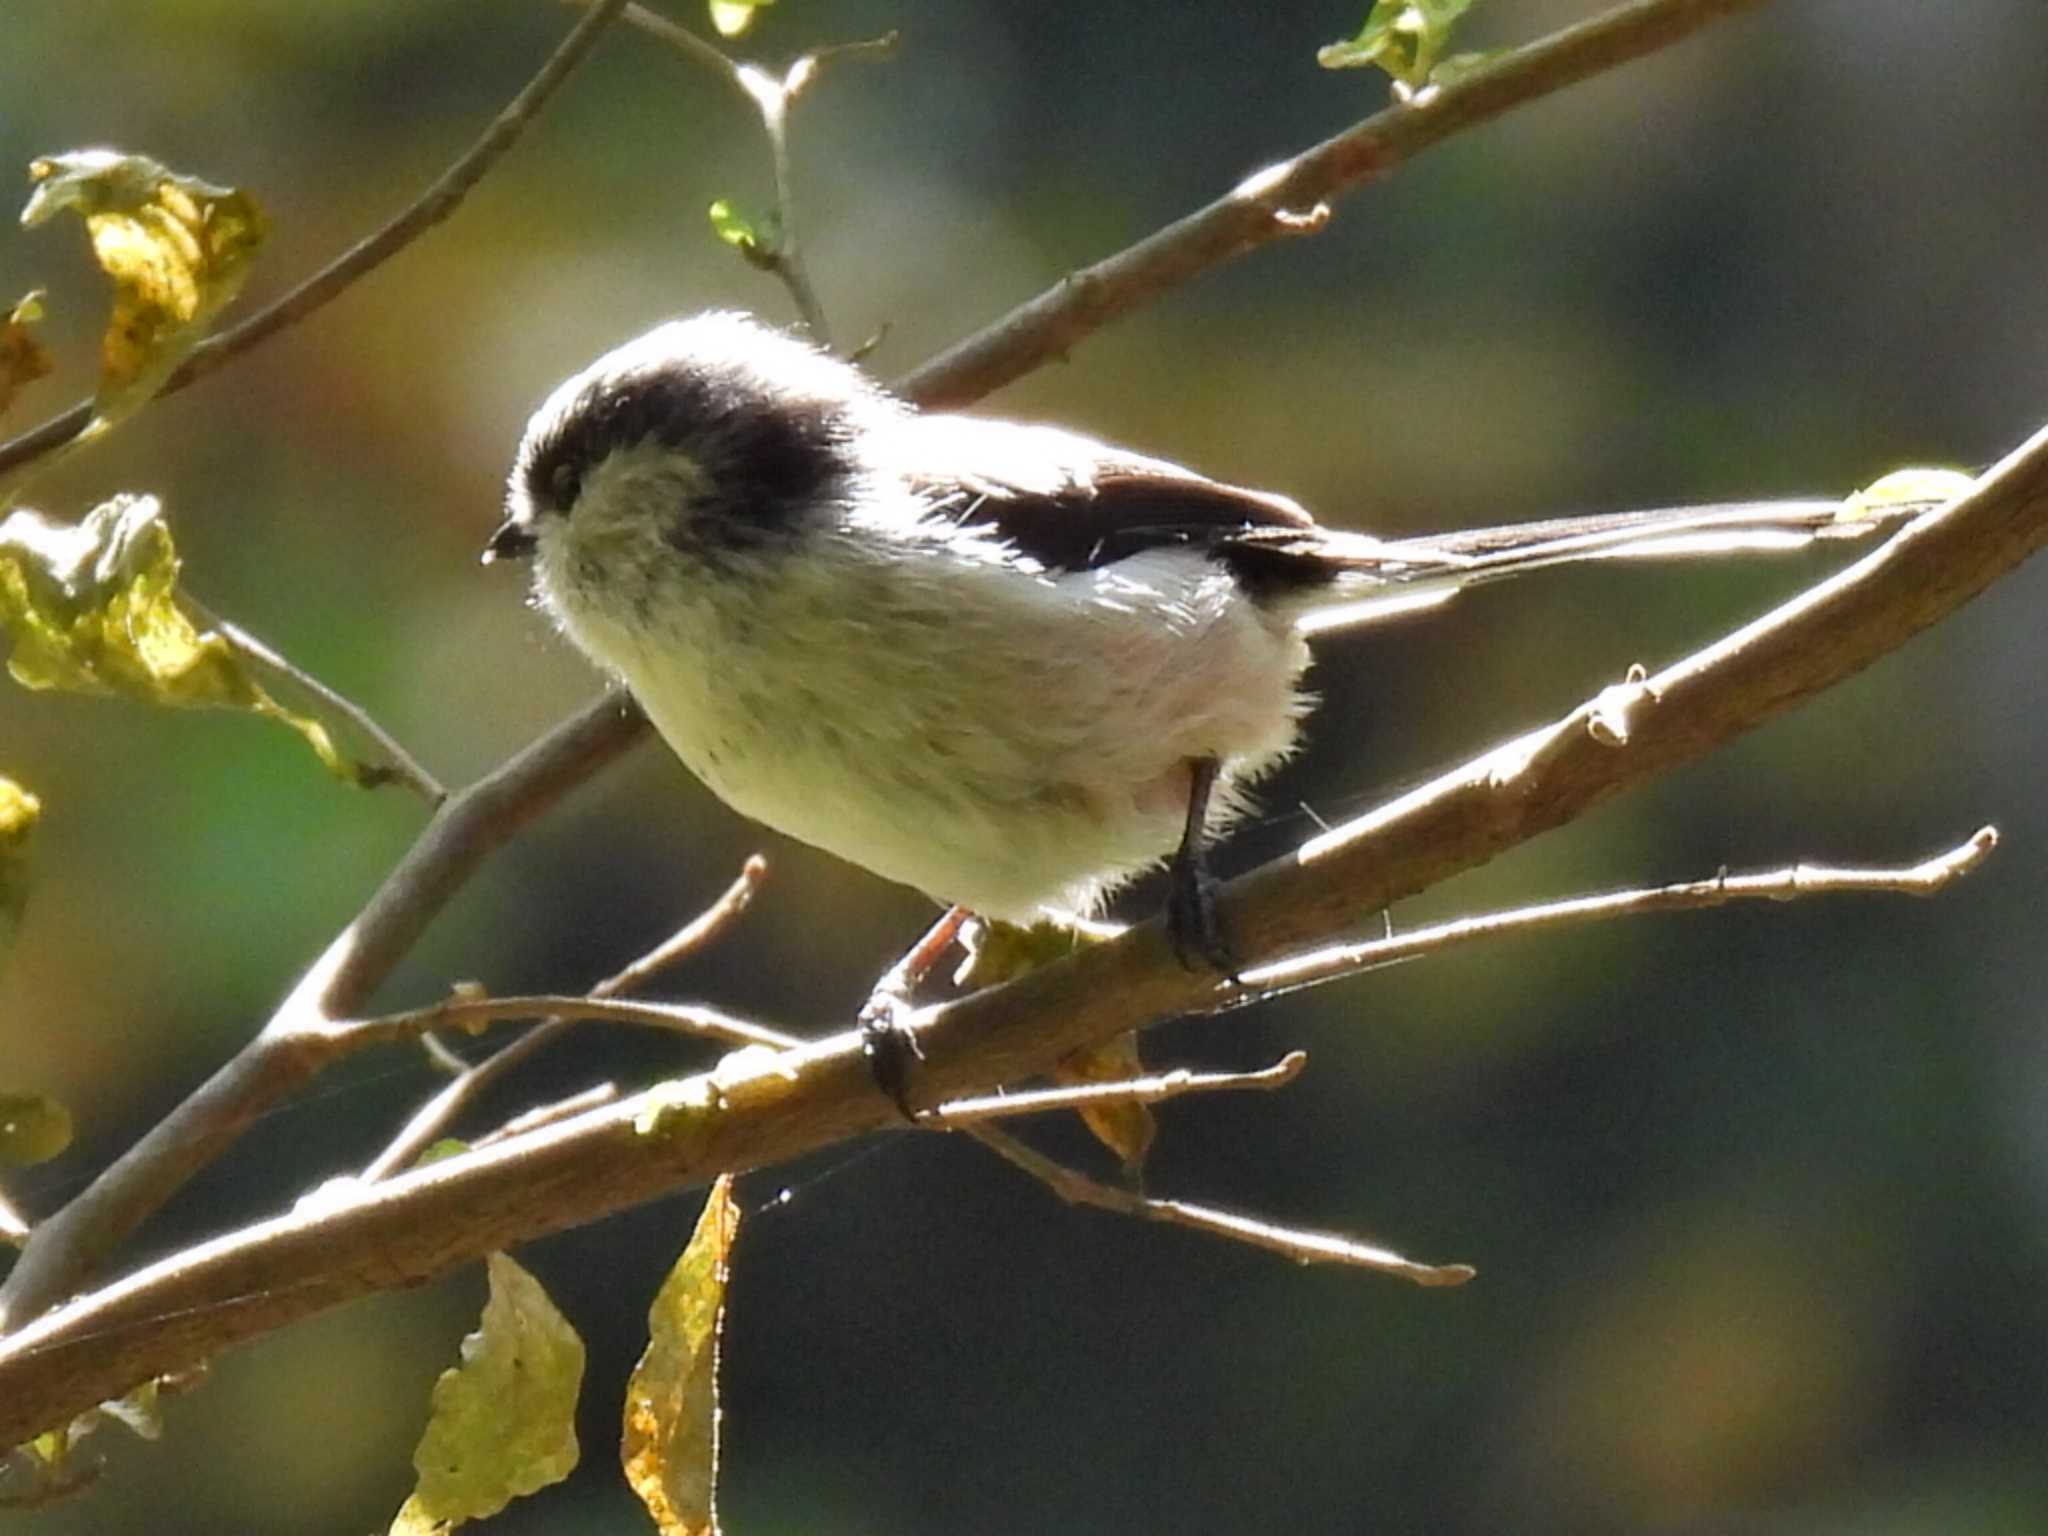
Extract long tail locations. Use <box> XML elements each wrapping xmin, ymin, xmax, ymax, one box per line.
<box><xmin>1269</xmin><ymin>496</ymin><xmax>1943</xmax><ymax>635</ymax></box>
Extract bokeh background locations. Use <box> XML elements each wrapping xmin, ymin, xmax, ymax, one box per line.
<box><xmin>5</xmin><ymin>2</ymin><xmax>2048</xmax><ymax>1531</ymax></box>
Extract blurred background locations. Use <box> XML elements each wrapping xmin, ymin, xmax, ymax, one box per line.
<box><xmin>4</xmin><ymin>1</ymin><xmax>2048</xmax><ymax>1531</ymax></box>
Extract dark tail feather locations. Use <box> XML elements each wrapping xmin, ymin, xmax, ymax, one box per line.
<box><xmin>1262</xmin><ymin>495</ymin><xmax>1947</xmax><ymax>634</ymax></box>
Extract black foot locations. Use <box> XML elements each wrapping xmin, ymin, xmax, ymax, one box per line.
<box><xmin>1166</xmin><ymin>839</ymin><xmax>1241</xmax><ymax>981</ymax></box>
<box><xmin>858</xmin><ymin>989</ymin><xmax>925</xmax><ymax>1123</ymax></box>
<box><xmin>1166</xmin><ymin>754</ymin><xmax>1241</xmax><ymax>981</ymax></box>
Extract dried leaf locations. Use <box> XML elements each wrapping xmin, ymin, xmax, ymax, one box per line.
<box><xmin>0</xmin><ymin>495</ymin><xmax>357</xmax><ymax>781</ymax></box>
<box><xmin>391</xmin><ymin>1253</ymin><xmax>584</xmax><ymax>1535</ymax></box>
<box><xmin>0</xmin><ymin>292</ymin><xmax>53</xmax><ymax>421</ymax></box>
<box><xmin>622</xmin><ymin>1176</ymin><xmax>741</xmax><ymax>1536</ymax></box>
<box><xmin>20</xmin><ymin>150</ymin><xmax>266</xmax><ymax>434</ymax></box>
<box><xmin>1055</xmin><ymin>1034</ymin><xmax>1157</xmax><ymax>1179</ymax></box>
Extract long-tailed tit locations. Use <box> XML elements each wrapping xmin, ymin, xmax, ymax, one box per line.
<box><xmin>485</xmin><ymin>312</ymin><xmax>1909</xmax><ymax>980</ymax></box>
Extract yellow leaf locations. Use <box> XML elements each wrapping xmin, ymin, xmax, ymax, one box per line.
<box><xmin>21</xmin><ymin>150</ymin><xmax>266</xmax><ymax>433</ymax></box>
<box><xmin>0</xmin><ymin>774</ymin><xmax>37</xmax><ymax>970</ymax></box>
<box><xmin>1055</xmin><ymin>1033</ymin><xmax>1157</xmax><ymax>1179</ymax></box>
<box><xmin>393</xmin><ymin>1253</ymin><xmax>584</xmax><ymax>1534</ymax></box>
<box><xmin>0</xmin><ymin>495</ymin><xmax>357</xmax><ymax>781</ymax></box>
<box><xmin>0</xmin><ymin>292</ymin><xmax>53</xmax><ymax>421</ymax></box>
<box><xmin>707</xmin><ymin>0</ymin><xmax>771</xmax><ymax>39</ymax></box>
<box><xmin>622</xmin><ymin>1176</ymin><xmax>741</xmax><ymax>1536</ymax></box>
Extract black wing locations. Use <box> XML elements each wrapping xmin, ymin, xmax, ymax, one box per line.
<box><xmin>904</xmin><ymin>417</ymin><xmax>1339</xmax><ymax>593</ymax></box>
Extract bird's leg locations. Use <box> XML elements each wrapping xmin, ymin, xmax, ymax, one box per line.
<box><xmin>1166</xmin><ymin>755</ymin><xmax>1241</xmax><ymax>980</ymax></box>
<box><xmin>859</xmin><ymin>903</ymin><xmax>969</xmax><ymax>1121</ymax></box>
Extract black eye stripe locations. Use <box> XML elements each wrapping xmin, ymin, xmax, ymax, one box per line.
<box><xmin>521</xmin><ymin>361</ymin><xmax>856</xmax><ymax>539</ymax></box>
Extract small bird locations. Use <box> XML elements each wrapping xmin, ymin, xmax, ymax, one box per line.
<box><xmin>485</xmin><ymin>311</ymin><xmax>1903</xmax><ymax>972</ymax></box>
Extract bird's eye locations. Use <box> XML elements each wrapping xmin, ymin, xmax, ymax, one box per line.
<box><xmin>548</xmin><ymin>459</ymin><xmax>582</xmax><ymax>509</ymax></box>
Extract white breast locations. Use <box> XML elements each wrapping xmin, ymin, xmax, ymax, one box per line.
<box><xmin>538</xmin><ymin>492</ymin><xmax>1313</xmax><ymax>922</ymax></box>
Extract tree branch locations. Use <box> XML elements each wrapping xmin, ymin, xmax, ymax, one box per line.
<box><xmin>927</xmin><ymin>1051</ymin><xmax>1307</xmax><ymax>1125</ymax></box>
<box><xmin>0</xmin><ymin>0</ymin><xmax>631</xmax><ymax>481</ymax></box>
<box><xmin>895</xmin><ymin>0</ymin><xmax>1773</xmax><ymax>409</ymax></box>
<box><xmin>357</xmin><ymin>855</ymin><xmax>771</xmax><ymax>1180</ymax></box>
<box><xmin>962</xmin><ymin>1116</ymin><xmax>1473</xmax><ymax>1286</ymax></box>
<box><xmin>2</xmin><ymin>412</ymin><xmax>2040</xmax><ymax>1441</ymax></box>
<box><xmin>0</xmin><ymin>693</ymin><xmax>647</xmax><ymax>1326</ymax></box>
<box><xmin>1233</xmin><ymin>828</ymin><xmax>1999</xmax><ymax>1003</ymax></box>
<box><xmin>0</xmin><ymin>0</ymin><xmax>1783</xmax><ymax>1329</ymax></box>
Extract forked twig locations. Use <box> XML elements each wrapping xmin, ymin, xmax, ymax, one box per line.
<box><xmin>966</xmin><ymin>1121</ymin><xmax>1473</xmax><ymax>1287</ymax></box>
<box><xmin>358</xmin><ymin>857</ymin><xmax>773</xmax><ymax>1180</ymax></box>
<box><xmin>574</xmin><ymin>0</ymin><xmax>900</xmax><ymax>345</ymax></box>
<box><xmin>1236</xmin><ymin>828</ymin><xmax>2001</xmax><ymax>1004</ymax></box>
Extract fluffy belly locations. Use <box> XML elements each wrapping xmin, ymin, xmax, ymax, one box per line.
<box><xmin>560</xmin><ymin>548</ymin><xmax>1313</xmax><ymax>921</ymax></box>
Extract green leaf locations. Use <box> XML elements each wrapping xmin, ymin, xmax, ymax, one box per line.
<box><xmin>622</xmin><ymin>1177</ymin><xmax>740</xmax><ymax>1536</ymax></box>
<box><xmin>20</xmin><ymin>151</ymin><xmax>266</xmax><ymax>440</ymax></box>
<box><xmin>707</xmin><ymin>0</ymin><xmax>772</xmax><ymax>40</ymax></box>
<box><xmin>0</xmin><ymin>292</ymin><xmax>53</xmax><ymax>422</ymax></box>
<box><xmin>705</xmin><ymin>198</ymin><xmax>757</xmax><ymax>252</ymax></box>
<box><xmin>0</xmin><ymin>494</ymin><xmax>357</xmax><ymax>782</ymax></box>
<box><xmin>391</xmin><ymin>1253</ymin><xmax>585</xmax><ymax>1535</ymax></box>
<box><xmin>1318</xmin><ymin>0</ymin><xmax>1485</xmax><ymax>88</ymax></box>
<box><xmin>0</xmin><ymin>775</ymin><xmax>37</xmax><ymax>972</ymax></box>
<box><xmin>0</xmin><ymin>1092</ymin><xmax>70</xmax><ymax>1167</ymax></box>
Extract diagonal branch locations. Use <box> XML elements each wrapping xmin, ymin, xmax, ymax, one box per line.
<box><xmin>0</xmin><ymin>0</ymin><xmax>1778</xmax><ymax>1329</ymax></box>
<box><xmin>0</xmin><ymin>411</ymin><xmax>2038</xmax><ymax>1441</ymax></box>
<box><xmin>896</xmin><ymin>0</ymin><xmax>1773</xmax><ymax>408</ymax></box>
<box><xmin>0</xmin><ymin>0</ymin><xmax>632</xmax><ymax>481</ymax></box>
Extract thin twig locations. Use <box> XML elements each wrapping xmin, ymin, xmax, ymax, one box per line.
<box><xmin>1234</xmin><ymin>828</ymin><xmax>2001</xmax><ymax>1003</ymax></box>
<box><xmin>578</xmin><ymin>0</ymin><xmax>898</xmax><ymax>346</ymax></box>
<box><xmin>182</xmin><ymin>596</ymin><xmax>446</xmax><ymax>804</ymax></box>
<box><xmin>896</xmin><ymin>0</ymin><xmax>1771</xmax><ymax>408</ymax></box>
<box><xmin>0</xmin><ymin>0</ymin><xmax>1775</xmax><ymax>1331</ymax></box>
<box><xmin>359</xmin><ymin>857</ymin><xmax>774</xmax><ymax>1180</ymax></box>
<box><xmin>965</xmin><ymin>1121</ymin><xmax>1473</xmax><ymax>1286</ymax></box>
<box><xmin>603</xmin><ymin>854</ymin><xmax>768</xmax><ymax>993</ymax></box>
<box><xmin>928</xmin><ymin>1051</ymin><xmax>1307</xmax><ymax>1125</ymax></box>
<box><xmin>0</xmin><ymin>0</ymin><xmax>632</xmax><ymax>481</ymax></box>
<box><xmin>472</xmin><ymin>1083</ymin><xmax>621</xmax><ymax>1148</ymax></box>
<box><xmin>338</xmin><ymin>993</ymin><xmax>796</xmax><ymax>1053</ymax></box>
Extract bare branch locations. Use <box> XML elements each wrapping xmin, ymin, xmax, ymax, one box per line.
<box><xmin>3</xmin><ymin>413</ymin><xmax>2038</xmax><ymax>1438</ymax></box>
<box><xmin>896</xmin><ymin>0</ymin><xmax>1772</xmax><ymax>408</ymax></box>
<box><xmin>1236</xmin><ymin>829</ymin><xmax>2000</xmax><ymax>1002</ymax></box>
<box><xmin>337</xmin><ymin>993</ymin><xmax>799</xmax><ymax>1055</ymax></box>
<box><xmin>473</xmin><ymin>1084</ymin><xmax>620</xmax><ymax>1146</ymax></box>
<box><xmin>359</xmin><ymin>857</ymin><xmax>775</xmax><ymax>1180</ymax></box>
<box><xmin>0</xmin><ymin>692</ymin><xmax>647</xmax><ymax>1326</ymax></box>
<box><xmin>0</xmin><ymin>0</ymin><xmax>1801</xmax><ymax>1330</ymax></box>
<box><xmin>182</xmin><ymin>596</ymin><xmax>446</xmax><ymax>804</ymax></box>
<box><xmin>928</xmin><ymin>1051</ymin><xmax>1307</xmax><ymax>1125</ymax></box>
<box><xmin>601</xmin><ymin>854</ymin><xmax>769</xmax><ymax>994</ymax></box>
<box><xmin>966</xmin><ymin>1123</ymin><xmax>1473</xmax><ymax>1286</ymax></box>
<box><xmin>0</xmin><ymin>0</ymin><xmax>632</xmax><ymax>480</ymax></box>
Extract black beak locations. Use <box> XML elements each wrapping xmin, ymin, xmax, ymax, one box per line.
<box><xmin>482</xmin><ymin>517</ymin><xmax>539</xmax><ymax>565</ymax></box>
